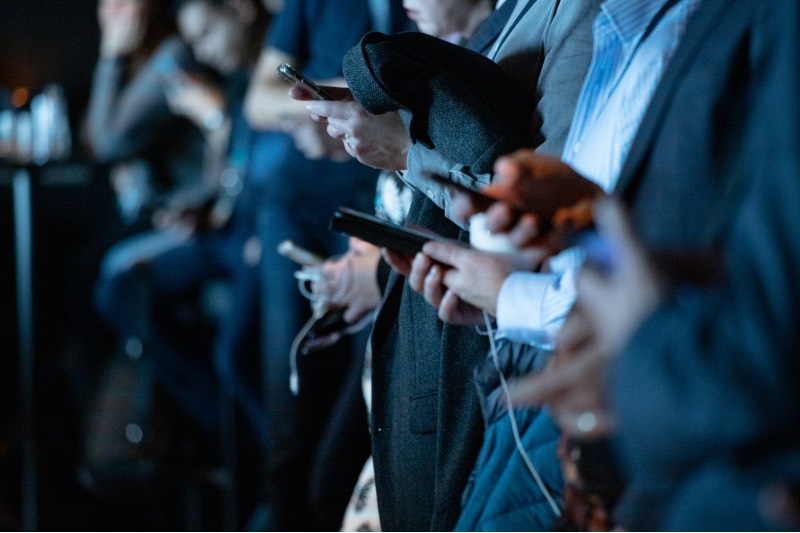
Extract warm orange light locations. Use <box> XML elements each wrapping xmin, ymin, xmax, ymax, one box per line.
<box><xmin>11</xmin><ymin>87</ymin><xmax>29</xmax><ymax>108</ymax></box>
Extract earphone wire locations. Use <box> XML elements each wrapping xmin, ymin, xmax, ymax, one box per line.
<box><xmin>483</xmin><ymin>310</ymin><xmax>562</xmax><ymax>518</ymax></box>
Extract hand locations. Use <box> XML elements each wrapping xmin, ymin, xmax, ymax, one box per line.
<box><xmin>452</xmin><ymin>149</ymin><xmax>602</xmax><ymax>248</ymax></box>
<box><xmin>487</xmin><ymin>148</ymin><xmax>602</xmax><ymax>221</ymax></box>
<box><xmin>452</xmin><ymin>193</ymin><xmax>542</xmax><ymax>249</ymax></box>
<box><xmin>297</xmin><ymin>87</ymin><xmax>411</xmax><ymax>171</ymax></box>
<box><xmin>313</xmin><ymin>241</ymin><xmax>383</xmax><ymax>324</ymax></box>
<box><xmin>419</xmin><ymin>241</ymin><xmax>548</xmax><ymax>320</ymax></box>
<box><xmin>570</xmin><ymin>198</ymin><xmax>664</xmax><ymax>360</ymax></box>
<box><xmin>98</xmin><ymin>2</ymin><xmax>146</xmax><ymax>57</ymax></box>
<box><xmin>283</xmin><ymin>115</ymin><xmax>350</xmax><ymax>161</ymax></box>
<box><xmin>505</xmin><ymin>199</ymin><xmax>663</xmax><ymax>439</ymax></box>
<box><xmin>163</xmin><ymin>73</ymin><xmax>227</xmax><ymax>132</ymax></box>
<box><xmin>405</xmin><ymin>250</ymin><xmax>484</xmax><ymax>325</ymax></box>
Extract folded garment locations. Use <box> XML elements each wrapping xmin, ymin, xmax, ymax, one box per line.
<box><xmin>343</xmin><ymin>31</ymin><xmax>533</xmax><ymax>174</ymax></box>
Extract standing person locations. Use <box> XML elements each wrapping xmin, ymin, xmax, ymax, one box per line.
<box><xmin>90</xmin><ymin>0</ymin><xmax>271</xmax><ymax>504</ymax></box>
<box><xmin>243</xmin><ymin>1</ymin><xmax>408</xmax><ymax>530</ymax></box>
<box><xmin>306</xmin><ymin>0</ymin><xmax>598</xmax><ymax>528</ymax></box>
<box><xmin>290</xmin><ymin>3</ymin><xmax>497</xmax><ymax>529</ymax></box>
<box><xmin>445</xmin><ymin>0</ymin><xmax>800</xmax><ymax>530</ymax></box>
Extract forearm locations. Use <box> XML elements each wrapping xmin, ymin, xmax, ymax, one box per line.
<box><xmin>244</xmin><ymin>48</ymin><xmax>316</xmax><ymax>130</ymax></box>
<box><xmin>85</xmin><ymin>42</ymin><xmax>182</xmax><ymax>160</ymax></box>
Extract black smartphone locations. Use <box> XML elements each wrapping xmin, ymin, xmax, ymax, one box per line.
<box><xmin>276</xmin><ymin>63</ymin><xmax>335</xmax><ymax>100</ymax></box>
<box><xmin>330</xmin><ymin>207</ymin><xmax>453</xmax><ymax>255</ymax></box>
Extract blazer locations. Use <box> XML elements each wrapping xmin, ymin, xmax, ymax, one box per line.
<box><xmin>607</xmin><ymin>0</ymin><xmax>800</xmax><ymax>528</ymax></box>
<box><xmin>367</xmin><ymin>0</ymin><xmax>599</xmax><ymax>530</ymax></box>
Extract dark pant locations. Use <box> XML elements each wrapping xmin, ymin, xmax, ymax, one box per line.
<box><xmin>94</xmin><ymin>226</ymin><xmax>263</xmax><ymax>442</ymax></box>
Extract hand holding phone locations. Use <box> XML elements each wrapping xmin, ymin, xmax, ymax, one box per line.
<box><xmin>277</xmin><ymin>63</ymin><xmax>335</xmax><ymax>101</ymax></box>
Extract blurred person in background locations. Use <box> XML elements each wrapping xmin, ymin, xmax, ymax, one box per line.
<box><xmin>86</xmin><ymin>2</ymin><xmax>271</xmax><ymax>525</ymax></box>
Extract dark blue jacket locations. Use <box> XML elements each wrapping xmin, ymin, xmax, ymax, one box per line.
<box><xmin>456</xmin><ymin>340</ymin><xmax>563</xmax><ymax>531</ymax></box>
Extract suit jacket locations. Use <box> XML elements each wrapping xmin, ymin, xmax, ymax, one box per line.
<box><xmin>367</xmin><ymin>0</ymin><xmax>599</xmax><ymax>530</ymax></box>
<box><xmin>607</xmin><ymin>0</ymin><xmax>800</xmax><ymax>528</ymax></box>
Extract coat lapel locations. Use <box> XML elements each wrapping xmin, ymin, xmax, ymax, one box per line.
<box><xmin>614</xmin><ymin>0</ymin><xmax>734</xmax><ymax>196</ymax></box>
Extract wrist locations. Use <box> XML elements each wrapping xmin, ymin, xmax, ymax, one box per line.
<box><xmin>202</xmin><ymin>109</ymin><xmax>226</xmax><ymax>131</ymax></box>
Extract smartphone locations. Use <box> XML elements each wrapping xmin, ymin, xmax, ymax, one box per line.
<box><xmin>277</xmin><ymin>239</ymin><xmax>325</xmax><ymax>267</ymax></box>
<box><xmin>330</xmin><ymin>207</ymin><xmax>455</xmax><ymax>255</ymax></box>
<box><xmin>276</xmin><ymin>63</ymin><xmax>335</xmax><ymax>101</ymax></box>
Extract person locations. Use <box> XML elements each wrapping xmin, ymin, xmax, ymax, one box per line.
<box><xmin>290</xmin><ymin>1</ymin><xmax>498</xmax><ymax>528</ymax></box>
<box><xmin>404</xmin><ymin>0</ymin><xmax>703</xmax><ymax>527</ymax></box>
<box><xmin>301</xmin><ymin>0</ymin><xmax>598</xmax><ymax>528</ymax></box>
<box><xmin>84</xmin><ymin>0</ymin><xmax>210</xmax><ymax>227</ymax></box>
<box><xmin>78</xmin><ymin>0</ymin><xmax>224</xmax><ymax>496</ymax></box>
<box><xmin>436</xmin><ymin>0</ymin><xmax>800</xmax><ymax>529</ymax></box>
<box><xmin>74</xmin><ymin>0</ymin><xmax>211</xmax><ymax>421</ymax></box>
<box><xmin>92</xmin><ymin>0</ymin><xmax>271</xmax><ymax>494</ymax></box>
<box><xmin>242</xmin><ymin>1</ymin><xmax>409</xmax><ymax>530</ymax></box>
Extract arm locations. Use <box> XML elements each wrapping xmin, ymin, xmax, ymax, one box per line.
<box><xmin>243</xmin><ymin>47</ymin><xmax>306</xmax><ymax>130</ymax></box>
<box><xmin>84</xmin><ymin>37</ymin><xmax>194</xmax><ymax>162</ymax></box>
<box><xmin>243</xmin><ymin>46</ymin><xmax>348</xmax><ymax>130</ymax></box>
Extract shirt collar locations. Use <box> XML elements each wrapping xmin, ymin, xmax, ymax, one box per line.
<box><xmin>600</xmin><ymin>0</ymin><xmax>676</xmax><ymax>43</ymax></box>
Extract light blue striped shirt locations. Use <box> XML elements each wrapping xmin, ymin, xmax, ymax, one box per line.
<box><xmin>497</xmin><ymin>0</ymin><xmax>702</xmax><ymax>348</ymax></box>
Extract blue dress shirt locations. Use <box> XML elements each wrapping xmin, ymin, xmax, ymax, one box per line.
<box><xmin>496</xmin><ymin>0</ymin><xmax>702</xmax><ymax>347</ymax></box>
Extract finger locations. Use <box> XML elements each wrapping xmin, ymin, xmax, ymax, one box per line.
<box><xmin>326</xmin><ymin>121</ymin><xmax>347</xmax><ymax>140</ymax></box>
<box><xmin>451</xmin><ymin>191</ymin><xmax>490</xmax><ymax>223</ymax></box>
<box><xmin>507</xmin><ymin>213</ymin><xmax>541</xmax><ymax>248</ymax></box>
<box><xmin>382</xmin><ymin>248</ymin><xmax>413</xmax><ymax>276</ymax></box>
<box><xmin>492</xmin><ymin>152</ymin><xmax>524</xmax><ymax>185</ymax></box>
<box><xmin>483</xmin><ymin>202</ymin><xmax>518</xmax><ymax>234</ymax></box>
<box><xmin>407</xmin><ymin>253</ymin><xmax>432</xmax><ymax>293</ymax></box>
<box><xmin>305</xmin><ymin>100</ymin><xmax>354</xmax><ymax>121</ymax></box>
<box><xmin>437</xmin><ymin>289</ymin><xmax>477</xmax><ymax>325</ymax></box>
<box><xmin>423</xmin><ymin>264</ymin><xmax>445</xmax><ymax>308</ymax></box>
<box><xmin>288</xmin><ymin>84</ymin><xmax>316</xmax><ymax>101</ymax></box>
<box><xmin>420</xmin><ymin>241</ymin><xmax>468</xmax><ymax>267</ymax></box>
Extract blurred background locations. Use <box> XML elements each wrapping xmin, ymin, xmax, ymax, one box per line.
<box><xmin>0</xmin><ymin>0</ymin><xmax>182</xmax><ymax>529</ymax></box>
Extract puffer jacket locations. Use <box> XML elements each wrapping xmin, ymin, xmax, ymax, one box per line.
<box><xmin>456</xmin><ymin>338</ymin><xmax>564</xmax><ymax>531</ymax></box>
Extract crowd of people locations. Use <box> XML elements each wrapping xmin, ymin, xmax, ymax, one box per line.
<box><xmin>19</xmin><ymin>0</ymin><xmax>800</xmax><ymax>530</ymax></box>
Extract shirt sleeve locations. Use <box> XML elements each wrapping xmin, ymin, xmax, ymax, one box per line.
<box><xmin>404</xmin><ymin>142</ymin><xmax>493</xmax><ymax>229</ymax></box>
<box><xmin>266</xmin><ymin>0</ymin><xmax>308</xmax><ymax>60</ymax></box>
<box><xmin>495</xmin><ymin>247</ymin><xmax>585</xmax><ymax>347</ymax></box>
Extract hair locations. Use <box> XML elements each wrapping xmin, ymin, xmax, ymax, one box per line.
<box><xmin>135</xmin><ymin>0</ymin><xmax>179</xmax><ymax>59</ymax></box>
<box><xmin>172</xmin><ymin>0</ymin><xmax>270</xmax><ymax>67</ymax></box>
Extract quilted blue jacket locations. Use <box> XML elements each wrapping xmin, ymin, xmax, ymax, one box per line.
<box><xmin>456</xmin><ymin>339</ymin><xmax>564</xmax><ymax>531</ymax></box>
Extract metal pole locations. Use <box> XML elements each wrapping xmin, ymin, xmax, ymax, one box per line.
<box><xmin>13</xmin><ymin>167</ymin><xmax>36</xmax><ymax>531</ymax></box>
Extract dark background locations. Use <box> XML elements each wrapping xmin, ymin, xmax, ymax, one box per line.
<box><xmin>0</xmin><ymin>1</ymin><xmax>194</xmax><ymax>529</ymax></box>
